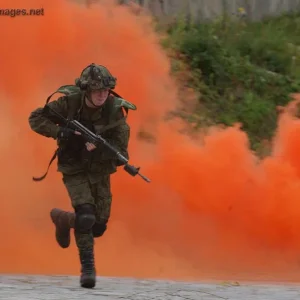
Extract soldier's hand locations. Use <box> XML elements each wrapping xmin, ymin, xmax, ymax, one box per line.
<box><xmin>85</xmin><ymin>142</ymin><xmax>96</xmax><ymax>151</ymax></box>
<box><xmin>57</xmin><ymin>127</ymin><xmax>81</xmax><ymax>140</ymax></box>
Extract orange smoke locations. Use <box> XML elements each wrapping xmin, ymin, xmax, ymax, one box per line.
<box><xmin>1</xmin><ymin>0</ymin><xmax>300</xmax><ymax>283</ymax></box>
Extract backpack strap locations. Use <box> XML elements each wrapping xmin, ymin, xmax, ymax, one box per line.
<box><xmin>32</xmin><ymin>149</ymin><xmax>59</xmax><ymax>181</ymax></box>
<box><xmin>95</xmin><ymin>95</ymin><xmax>137</xmax><ymax>134</ymax></box>
<box><xmin>109</xmin><ymin>90</ymin><xmax>137</xmax><ymax>115</ymax></box>
<box><xmin>66</xmin><ymin>92</ymin><xmax>84</xmax><ymax>120</ymax></box>
<box><xmin>43</xmin><ymin>85</ymin><xmax>84</xmax><ymax>121</ymax></box>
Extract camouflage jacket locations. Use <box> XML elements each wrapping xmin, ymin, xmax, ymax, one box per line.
<box><xmin>28</xmin><ymin>91</ymin><xmax>131</xmax><ymax>178</ymax></box>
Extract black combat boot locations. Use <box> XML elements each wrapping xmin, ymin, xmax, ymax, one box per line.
<box><xmin>79</xmin><ymin>248</ymin><xmax>96</xmax><ymax>288</ymax></box>
<box><xmin>50</xmin><ymin>208</ymin><xmax>75</xmax><ymax>248</ymax></box>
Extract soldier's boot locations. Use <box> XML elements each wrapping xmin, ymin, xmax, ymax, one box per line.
<box><xmin>50</xmin><ymin>208</ymin><xmax>75</xmax><ymax>249</ymax></box>
<box><xmin>79</xmin><ymin>247</ymin><xmax>96</xmax><ymax>288</ymax></box>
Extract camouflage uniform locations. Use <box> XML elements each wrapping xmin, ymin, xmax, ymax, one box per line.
<box><xmin>28</xmin><ymin>63</ymin><xmax>133</xmax><ymax>289</ymax></box>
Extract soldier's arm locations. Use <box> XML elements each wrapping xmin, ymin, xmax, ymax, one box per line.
<box><xmin>110</xmin><ymin>122</ymin><xmax>131</xmax><ymax>159</ymax></box>
<box><xmin>28</xmin><ymin>96</ymin><xmax>68</xmax><ymax>139</ymax></box>
<box><xmin>103</xmin><ymin>108</ymin><xmax>131</xmax><ymax>163</ymax></box>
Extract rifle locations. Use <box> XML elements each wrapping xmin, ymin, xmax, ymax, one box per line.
<box><xmin>33</xmin><ymin>105</ymin><xmax>151</xmax><ymax>183</ymax></box>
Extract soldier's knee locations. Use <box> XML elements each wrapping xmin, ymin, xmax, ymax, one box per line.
<box><xmin>92</xmin><ymin>220</ymin><xmax>108</xmax><ymax>238</ymax></box>
<box><xmin>75</xmin><ymin>204</ymin><xmax>96</xmax><ymax>233</ymax></box>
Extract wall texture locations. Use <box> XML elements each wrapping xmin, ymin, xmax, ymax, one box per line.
<box><xmin>118</xmin><ymin>0</ymin><xmax>300</xmax><ymax>22</ymax></box>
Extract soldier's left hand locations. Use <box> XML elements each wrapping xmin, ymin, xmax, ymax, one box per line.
<box><xmin>85</xmin><ymin>142</ymin><xmax>97</xmax><ymax>151</ymax></box>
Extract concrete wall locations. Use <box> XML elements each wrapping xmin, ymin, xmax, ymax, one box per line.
<box><xmin>118</xmin><ymin>0</ymin><xmax>300</xmax><ymax>22</ymax></box>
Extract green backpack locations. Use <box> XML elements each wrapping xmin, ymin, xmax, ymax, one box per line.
<box><xmin>33</xmin><ymin>85</ymin><xmax>137</xmax><ymax>182</ymax></box>
<box><xmin>44</xmin><ymin>84</ymin><xmax>137</xmax><ymax>117</ymax></box>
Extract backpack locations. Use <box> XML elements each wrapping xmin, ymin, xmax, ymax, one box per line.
<box><xmin>44</xmin><ymin>84</ymin><xmax>137</xmax><ymax>116</ymax></box>
<box><xmin>32</xmin><ymin>85</ymin><xmax>137</xmax><ymax>182</ymax></box>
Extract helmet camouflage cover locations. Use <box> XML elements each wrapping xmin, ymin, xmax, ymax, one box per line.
<box><xmin>76</xmin><ymin>63</ymin><xmax>117</xmax><ymax>90</ymax></box>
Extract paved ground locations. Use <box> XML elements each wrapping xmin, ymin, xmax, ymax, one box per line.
<box><xmin>1</xmin><ymin>275</ymin><xmax>300</xmax><ymax>299</ymax></box>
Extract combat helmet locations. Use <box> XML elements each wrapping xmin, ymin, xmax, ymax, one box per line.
<box><xmin>75</xmin><ymin>63</ymin><xmax>117</xmax><ymax>91</ymax></box>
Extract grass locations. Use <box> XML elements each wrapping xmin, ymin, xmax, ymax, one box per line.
<box><xmin>159</xmin><ymin>11</ymin><xmax>300</xmax><ymax>153</ymax></box>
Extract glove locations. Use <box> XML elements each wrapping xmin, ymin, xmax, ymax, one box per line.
<box><xmin>57</xmin><ymin>127</ymin><xmax>76</xmax><ymax>140</ymax></box>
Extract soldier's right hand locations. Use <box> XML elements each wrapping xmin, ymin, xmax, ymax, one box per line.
<box><xmin>57</xmin><ymin>127</ymin><xmax>81</xmax><ymax>140</ymax></box>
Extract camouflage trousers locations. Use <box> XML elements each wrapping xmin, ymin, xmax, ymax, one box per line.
<box><xmin>62</xmin><ymin>172</ymin><xmax>112</xmax><ymax>250</ymax></box>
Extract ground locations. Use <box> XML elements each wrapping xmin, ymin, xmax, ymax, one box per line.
<box><xmin>2</xmin><ymin>275</ymin><xmax>300</xmax><ymax>299</ymax></box>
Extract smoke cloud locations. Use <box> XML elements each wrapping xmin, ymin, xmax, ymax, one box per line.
<box><xmin>1</xmin><ymin>0</ymin><xmax>300</xmax><ymax>283</ymax></box>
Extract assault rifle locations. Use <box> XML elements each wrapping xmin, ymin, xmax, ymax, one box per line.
<box><xmin>33</xmin><ymin>105</ymin><xmax>151</xmax><ymax>183</ymax></box>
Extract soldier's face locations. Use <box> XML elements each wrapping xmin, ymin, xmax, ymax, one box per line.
<box><xmin>90</xmin><ymin>88</ymin><xmax>109</xmax><ymax>106</ymax></box>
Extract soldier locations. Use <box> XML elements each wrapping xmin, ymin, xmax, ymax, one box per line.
<box><xmin>28</xmin><ymin>63</ymin><xmax>133</xmax><ymax>289</ymax></box>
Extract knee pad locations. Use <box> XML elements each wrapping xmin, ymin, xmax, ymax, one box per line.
<box><xmin>92</xmin><ymin>221</ymin><xmax>107</xmax><ymax>238</ymax></box>
<box><xmin>75</xmin><ymin>204</ymin><xmax>96</xmax><ymax>233</ymax></box>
